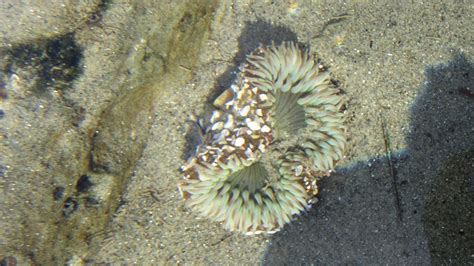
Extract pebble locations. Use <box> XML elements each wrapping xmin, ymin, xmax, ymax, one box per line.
<box><xmin>213</xmin><ymin>89</ymin><xmax>233</xmax><ymax>107</ymax></box>
<box><xmin>234</xmin><ymin>137</ymin><xmax>245</xmax><ymax>146</ymax></box>
<box><xmin>258</xmin><ymin>93</ymin><xmax>268</xmax><ymax>101</ymax></box>
<box><xmin>244</xmin><ymin>148</ymin><xmax>254</xmax><ymax>158</ymax></box>
<box><xmin>261</xmin><ymin>125</ymin><xmax>271</xmax><ymax>133</ymax></box>
<box><xmin>294</xmin><ymin>165</ymin><xmax>303</xmax><ymax>176</ymax></box>
<box><xmin>212</xmin><ymin>121</ymin><xmax>224</xmax><ymax>131</ymax></box>
<box><xmin>210</xmin><ymin>110</ymin><xmax>222</xmax><ymax>123</ymax></box>
<box><xmin>239</xmin><ymin>105</ymin><xmax>250</xmax><ymax>117</ymax></box>
<box><xmin>247</xmin><ymin>121</ymin><xmax>261</xmax><ymax>131</ymax></box>
<box><xmin>224</xmin><ymin>114</ymin><xmax>234</xmax><ymax>129</ymax></box>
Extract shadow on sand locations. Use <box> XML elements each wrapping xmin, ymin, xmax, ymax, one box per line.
<box><xmin>263</xmin><ymin>53</ymin><xmax>473</xmax><ymax>265</ymax></box>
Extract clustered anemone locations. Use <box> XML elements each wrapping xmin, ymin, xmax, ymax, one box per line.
<box><xmin>179</xmin><ymin>42</ymin><xmax>347</xmax><ymax>234</ymax></box>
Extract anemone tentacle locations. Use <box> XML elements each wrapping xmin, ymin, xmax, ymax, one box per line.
<box><xmin>179</xmin><ymin>42</ymin><xmax>347</xmax><ymax>234</ymax></box>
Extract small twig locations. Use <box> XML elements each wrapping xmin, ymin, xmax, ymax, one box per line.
<box><xmin>179</xmin><ymin>64</ymin><xmax>192</xmax><ymax>72</ymax></box>
<box><xmin>380</xmin><ymin>115</ymin><xmax>403</xmax><ymax>222</ymax></box>
<box><xmin>85</xmin><ymin>229</ymin><xmax>113</xmax><ymax>243</ymax></box>
<box><xmin>211</xmin><ymin>233</ymin><xmax>233</xmax><ymax>246</ymax></box>
<box><xmin>313</xmin><ymin>13</ymin><xmax>352</xmax><ymax>39</ymax></box>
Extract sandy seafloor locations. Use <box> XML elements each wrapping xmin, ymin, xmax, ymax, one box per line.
<box><xmin>0</xmin><ymin>0</ymin><xmax>473</xmax><ymax>265</ymax></box>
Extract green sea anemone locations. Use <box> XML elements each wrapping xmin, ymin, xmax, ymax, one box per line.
<box><xmin>179</xmin><ymin>42</ymin><xmax>347</xmax><ymax>234</ymax></box>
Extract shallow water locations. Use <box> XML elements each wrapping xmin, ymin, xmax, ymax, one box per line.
<box><xmin>0</xmin><ymin>1</ymin><xmax>472</xmax><ymax>264</ymax></box>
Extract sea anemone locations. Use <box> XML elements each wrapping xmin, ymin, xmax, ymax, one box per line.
<box><xmin>179</xmin><ymin>42</ymin><xmax>347</xmax><ymax>234</ymax></box>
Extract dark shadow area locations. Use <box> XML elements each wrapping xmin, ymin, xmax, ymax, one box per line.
<box><xmin>411</xmin><ymin>53</ymin><xmax>474</xmax><ymax>264</ymax></box>
<box><xmin>211</xmin><ymin>19</ymin><xmax>298</xmax><ymax>103</ymax></box>
<box><xmin>182</xmin><ymin>20</ymin><xmax>298</xmax><ymax>161</ymax></box>
<box><xmin>263</xmin><ymin>53</ymin><xmax>473</xmax><ymax>264</ymax></box>
<box><xmin>423</xmin><ymin>149</ymin><xmax>473</xmax><ymax>264</ymax></box>
<box><xmin>1</xmin><ymin>32</ymin><xmax>83</xmax><ymax>94</ymax></box>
